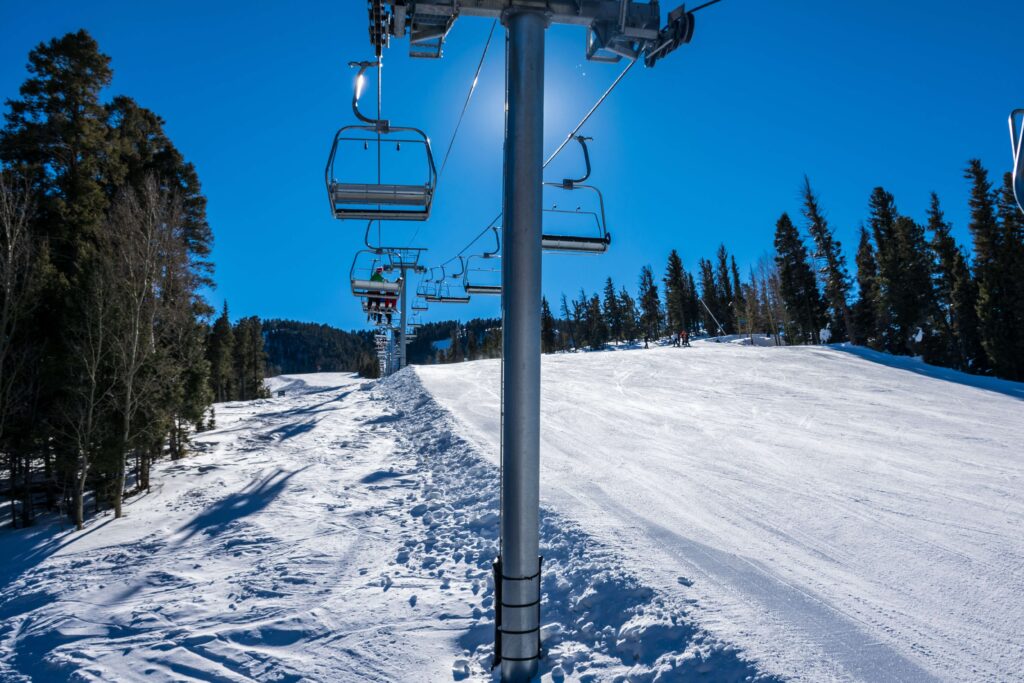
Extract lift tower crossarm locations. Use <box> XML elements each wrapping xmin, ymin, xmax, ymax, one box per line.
<box><xmin>383</xmin><ymin>1</ymin><xmax>694</xmax><ymax>65</ymax></box>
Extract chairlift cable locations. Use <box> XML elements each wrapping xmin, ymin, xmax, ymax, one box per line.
<box><xmin>408</xmin><ymin>20</ymin><xmax>498</xmax><ymax>249</ymax></box>
<box><xmin>426</xmin><ymin>54</ymin><xmax>637</xmax><ymax>274</ymax></box>
<box><xmin>542</xmin><ymin>56</ymin><xmax>637</xmax><ymax>169</ymax></box>
<box><xmin>689</xmin><ymin>0</ymin><xmax>725</xmax><ymax>14</ymax></box>
<box><xmin>439</xmin><ymin>20</ymin><xmax>498</xmax><ymax>181</ymax></box>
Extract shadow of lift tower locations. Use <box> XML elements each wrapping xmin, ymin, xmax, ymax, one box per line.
<box><xmin>370</xmin><ymin>1</ymin><xmax>700</xmax><ymax>680</ymax></box>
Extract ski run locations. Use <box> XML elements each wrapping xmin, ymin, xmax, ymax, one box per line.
<box><xmin>1</xmin><ymin>341</ymin><xmax>1022</xmax><ymax>682</ymax></box>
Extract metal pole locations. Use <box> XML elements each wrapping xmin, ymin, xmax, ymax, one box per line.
<box><xmin>399</xmin><ymin>273</ymin><xmax>408</xmax><ymax>369</ymax></box>
<box><xmin>499</xmin><ymin>9</ymin><xmax>545</xmax><ymax>682</ymax></box>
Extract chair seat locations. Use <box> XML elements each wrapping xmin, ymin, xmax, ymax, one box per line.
<box><xmin>465</xmin><ymin>284</ymin><xmax>502</xmax><ymax>295</ymax></box>
<box><xmin>352</xmin><ymin>278</ymin><xmax>401</xmax><ymax>294</ymax></box>
<box><xmin>331</xmin><ymin>182</ymin><xmax>430</xmax><ymax>207</ymax></box>
<box><xmin>541</xmin><ymin>233</ymin><xmax>611</xmax><ymax>254</ymax></box>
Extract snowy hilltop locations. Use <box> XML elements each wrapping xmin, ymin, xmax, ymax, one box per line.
<box><xmin>1</xmin><ymin>342</ymin><xmax>1022</xmax><ymax>682</ymax></box>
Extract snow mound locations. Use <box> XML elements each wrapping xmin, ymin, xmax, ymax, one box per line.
<box><xmin>379</xmin><ymin>370</ymin><xmax>773</xmax><ymax>682</ymax></box>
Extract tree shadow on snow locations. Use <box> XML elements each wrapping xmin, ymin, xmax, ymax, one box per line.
<box><xmin>257</xmin><ymin>390</ymin><xmax>353</xmax><ymax>421</ymax></box>
<box><xmin>264</xmin><ymin>416</ymin><xmax>320</xmax><ymax>441</ymax></box>
<box><xmin>176</xmin><ymin>466</ymin><xmax>310</xmax><ymax>542</ymax></box>
<box><xmin>832</xmin><ymin>344</ymin><xmax>1024</xmax><ymax>400</ymax></box>
<box><xmin>0</xmin><ymin>517</ymin><xmax>114</xmax><ymax>597</ymax></box>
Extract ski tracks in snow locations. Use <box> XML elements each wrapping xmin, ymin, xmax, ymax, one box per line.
<box><xmin>379</xmin><ymin>370</ymin><xmax>776</xmax><ymax>682</ymax></box>
<box><xmin>0</xmin><ymin>370</ymin><xmax>773</xmax><ymax>683</ymax></box>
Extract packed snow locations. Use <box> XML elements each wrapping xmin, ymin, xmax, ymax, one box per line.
<box><xmin>418</xmin><ymin>341</ymin><xmax>1024</xmax><ymax>682</ymax></box>
<box><xmin>1</xmin><ymin>343</ymin><xmax>1021</xmax><ymax>682</ymax></box>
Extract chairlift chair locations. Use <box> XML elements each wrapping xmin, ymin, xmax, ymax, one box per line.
<box><xmin>1010</xmin><ymin>109</ymin><xmax>1024</xmax><ymax>213</ymax></box>
<box><xmin>541</xmin><ymin>136</ymin><xmax>611</xmax><ymax>254</ymax></box>
<box><xmin>325</xmin><ymin>61</ymin><xmax>437</xmax><ymax>221</ymax></box>
<box><xmin>463</xmin><ymin>228</ymin><xmax>503</xmax><ymax>295</ymax></box>
<box><xmin>424</xmin><ymin>264</ymin><xmax>471</xmax><ymax>304</ymax></box>
<box><xmin>350</xmin><ymin>250</ymin><xmax>401</xmax><ymax>298</ymax></box>
<box><xmin>424</xmin><ymin>279</ymin><xmax>470</xmax><ymax>304</ymax></box>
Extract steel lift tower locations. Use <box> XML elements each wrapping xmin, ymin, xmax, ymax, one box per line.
<box><xmin>368</xmin><ymin>2</ymin><xmax>697</xmax><ymax>680</ymax></box>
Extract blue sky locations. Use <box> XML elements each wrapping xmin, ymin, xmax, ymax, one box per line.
<box><xmin>2</xmin><ymin>1</ymin><xmax>1021</xmax><ymax>330</ymax></box>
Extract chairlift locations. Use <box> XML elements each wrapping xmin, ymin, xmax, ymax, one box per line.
<box><xmin>350</xmin><ymin>250</ymin><xmax>401</xmax><ymax>298</ymax></box>
<box><xmin>1010</xmin><ymin>109</ymin><xmax>1024</xmax><ymax>213</ymax></box>
<box><xmin>361</xmin><ymin>223</ymin><xmax>429</xmax><ymax>274</ymax></box>
<box><xmin>541</xmin><ymin>136</ymin><xmax>611</xmax><ymax>254</ymax></box>
<box><xmin>424</xmin><ymin>266</ymin><xmax>471</xmax><ymax>304</ymax></box>
<box><xmin>325</xmin><ymin>61</ymin><xmax>437</xmax><ymax>221</ymax></box>
<box><xmin>463</xmin><ymin>227</ymin><xmax>502</xmax><ymax>295</ymax></box>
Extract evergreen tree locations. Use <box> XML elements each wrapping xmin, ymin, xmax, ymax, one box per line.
<box><xmin>715</xmin><ymin>245</ymin><xmax>736</xmax><ymax>333</ymax></box>
<box><xmin>559</xmin><ymin>294</ymin><xmax>575</xmax><ymax>350</ymax></box>
<box><xmin>584</xmin><ymin>293</ymin><xmax>607</xmax><ymax>349</ymax></box>
<box><xmin>617</xmin><ymin>287</ymin><xmax>639</xmax><ymax>343</ymax></box>
<box><xmin>601</xmin><ymin>277</ymin><xmax>623</xmax><ymax>343</ymax></box>
<box><xmin>867</xmin><ymin>188</ymin><xmax>897</xmax><ymax>345</ymax></box>
<box><xmin>801</xmin><ymin>177</ymin><xmax>853</xmax><ymax>342</ymax></box>
<box><xmin>853</xmin><ymin>227</ymin><xmax>881</xmax><ymax>347</ymax></box>
<box><xmin>232</xmin><ymin>316</ymin><xmax>267</xmax><ymax>400</ymax></box>
<box><xmin>965</xmin><ymin>160</ymin><xmax>1022</xmax><ymax>379</ymax></box>
<box><xmin>1</xmin><ymin>31</ymin><xmax>217</xmax><ymax>526</ymax></box>
<box><xmin>698</xmin><ymin>258</ymin><xmax>723</xmax><ymax>335</ymax></box>
<box><xmin>773</xmin><ymin>212</ymin><xmax>825</xmax><ymax>343</ymax></box>
<box><xmin>996</xmin><ymin>172</ymin><xmax>1024</xmax><ymax>378</ymax></box>
<box><xmin>891</xmin><ymin>214</ymin><xmax>939</xmax><ymax>354</ymax></box>
<box><xmin>208</xmin><ymin>303</ymin><xmax>235</xmax><ymax>401</ymax></box>
<box><xmin>926</xmin><ymin>193</ymin><xmax>983</xmax><ymax>369</ymax></box>
<box><xmin>685</xmin><ymin>272</ymin><xmax>700</xmax><ymax>334</ymax></box>
<box><xmin>571</xmin><ymin>290</ymin><xmax>587</xmax><ymax>349</ymax></box>
<box><xmin>730</xmin><ymin>255</ymin><xmax>745</xmax><ymax>332</ymax></box>
<box><xmin>637</xmin><ymin>265</ymin><xmax>663</xmax><ymax>342</ymax></box>
<box><xmin>445</xmin><ymin>326</ymin><xmax>463</xmax><ymax>363</ymax></box>
<box><xmin>663</xmin><ymin>250</ymin><xmax>689</xmax><ymax>335</ymax></box>
<box><xmin>540</xmin><ymin>296</ymin><xmax>556</xmax><ymax>353</ymax></box>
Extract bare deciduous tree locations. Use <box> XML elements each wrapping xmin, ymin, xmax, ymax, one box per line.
<box><xmin>0</xmin><ymin>169</ymin><xmax>38</xmax><ymax>527</ymax></box>
<box><xmin>109</xmin><ymin>175</ymin><xmax>181</xmax><ymax>518</ymax></box>
<box><xmin>61</xmin><ymin>264</ymin><xmax>114</xmax><ymax>530</ymax></box>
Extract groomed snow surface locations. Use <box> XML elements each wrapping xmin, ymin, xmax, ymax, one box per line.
<box><xmin>1</xmin><ymin>342</ymin><xmax>1022</xmax><ymax>682</ymax></box>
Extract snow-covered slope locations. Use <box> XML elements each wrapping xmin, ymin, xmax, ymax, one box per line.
<box><xmin>0</xmin><ymin>370</ymin><xmax>763</xmax><ymax>682</ymax></box>
<box><xmin>1</xmin><ymin>345</ymin><xmax>1021</xmax><ymax>682</ymax></box>
<box><xmin>417</xmin><ymin>342</ymin><xmax>1024</xmax><ymax>682</ymax></box>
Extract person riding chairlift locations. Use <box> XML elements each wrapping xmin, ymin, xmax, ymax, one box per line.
<box><xmin>369</xmin><ymin>267</ymin><xmax>387</xmax><ymax>324</ymax></box>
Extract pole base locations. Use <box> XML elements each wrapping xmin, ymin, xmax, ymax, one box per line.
<box><xmin>492</xmin><ymin>556</ymin><xmax>543</xmax><ymax>675</ymax></box>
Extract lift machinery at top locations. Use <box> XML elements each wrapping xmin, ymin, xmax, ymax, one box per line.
<box><xmin>376</xmin><ymin>0</ymin><xmax>695</xmax><ymax>65</ymax></box>
<box><xmin>1010</xmin><ymin>109</ymin><xmax>1024</xmax><ymax>213</ymax></box>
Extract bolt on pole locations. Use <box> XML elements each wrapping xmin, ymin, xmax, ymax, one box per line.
<box><xmin>499</xmin><ymin>9</ymin><xmax>546</xmax><ymax>682</ymax></box>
